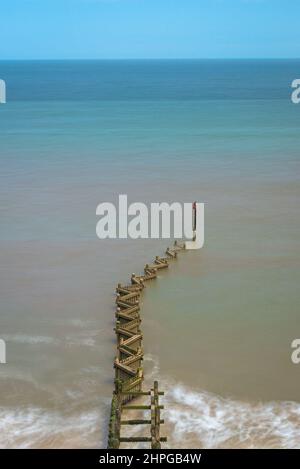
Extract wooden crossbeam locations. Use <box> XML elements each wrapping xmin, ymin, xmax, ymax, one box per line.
<box><xmin>121</xmin><ymin>378</ymin><xmax>143</xmax><ymax>393</ymax></box>
<box><xmin>166</xmin><ymin>248</ymin><xmax>177</xmax><ymax>258</ymax></box>
<box><xmin>120</xmin><ymin>437</ymin><xmax>167</xmax><ymax>443</ymax></box>
<box><xmin>121</xmin><ymin>318</ymin><xmax>141</xmax><ymax>332</ymax></box>
<box><xmin>121</xmin><ymin>419</ymin><xmax>164</xmax><ymax>425</ymax></box>
<box><xmin>116</xmin><ymin>291</ymin><xmax>140</xmax><ymax>301</ymax></box>
<box><xmin>131</xmin><ymin>275</ymin><xmax>144</xmax><ymax>286</ymax></box>
<box><xmin>122</xmin><ymin>352</ymin><xmax>143</xmax><ymax>366</ymax></box>
<box><xmin>116</xmin><ymin>287</ymin><xmax>140</xmax><ymax>295</ymax></box>
<box><xmin>120</xmin><ymin>390</ymin><xmax>164</xmax><ymax>396</ymax></box>
<box><xmin>114</xmin><ymin>327</ymin><xmax>134</xmax><ymax>338</ymax></box>
<box><xmin>120</xmin><ymin>391</ymin><xmax>151</xmax><ymax>396</ymax></box>
<box><xmin>154</xmin><ymin>256</ymin><xmax>169</xmax><ymax>264</ymax></box>
<box><xmin>114</xmin><ymin>359</ymin><xmax>137</xmax><ymax>376</ymax></box>
<box><xmin>118</xmin><ymin>342</ymin><xmax>139</xmax><ymax>354</ymax></box>
<box><xmin>118</xmin><ymin>283</ymin><xmax>144</xmax><ymax>292</ymax></box>
<box><xmin>116</xmin><ymin>310</ymin><xmax>139</xmax><ymax>321</ymax></box>
<box><xmin>118</xmin><ymin>346</ymin><xmax>140</xmax><ymax>356</ymax></box>
<box><xmin>121</xmin><ymin>333</ymin><xmax>142</xmax><ymax>347</ymax></box>
<box><xmin>122</xmin><ymin>405</ymin><xmax>164</xmax><ymax>410</ymax></box>
<box><xmin>116</xmin><ymin>299</ymin><xmax>139</xmax><ymax>309</ymax></box>
<box><xmin>145</xmin><ymin>262</ymin><xmax>168</xmax><ymax>270</ymax></box>
<box><xmin>116</xmin><ymin>305</ymin><xmax>140</xmax><ymax>315</ymax></box>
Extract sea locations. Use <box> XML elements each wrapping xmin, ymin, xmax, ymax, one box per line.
<box><xmin>0</xmin><ymin>59</ymin><xmax>300</xmax><ymax>448</ymax></box>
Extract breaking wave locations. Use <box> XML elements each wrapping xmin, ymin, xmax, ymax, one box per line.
<box><xmin>165</xmin><ymin>384</ymin><xmax>300</xmax><ymax>449</ymax></box>
<box><xmin>2</xmin><ymin>353</ymin><xmax>300</xmax><ymax>448</ymax></box>
<box><xmin>0</xmin><ymin>406</ymin><xmax>104</xmax><ymax>449</ymax></box>
<box><xmin>2</xmin><ymin>331</ymin><xmax>101</xmax><ymax>348</ymax></box>
<box><xmin>2</xmin><ymin>334</ymin><xmax>60</xmax><ymax>345</ymax></box>
<box><xmin>143</xmin><ymin>355</ymin><xmax>300</xmax><ymax>449</ymax></box>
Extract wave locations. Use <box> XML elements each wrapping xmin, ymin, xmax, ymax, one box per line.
<box><xmin>0</xmin><ymin>406</ymin><xmax>104</xmax><ymax>449</ymax></box>
<box><xmin>143</xmin><ymin>355</ymin><xmax>300</xmax><ymax>448</ymax></box>
<box><xmin>165</xmin><ymin>384</ymin><xmax>300</xmax><ymax>449</ymax></box>
<box><xmin>2</xmin><ymin>352</ymin><xmax>300</xmax><ymax>448</ymax></box>
<box><xmin>3</xmin><ymin>332</ymin><xmax>101</xmax><ymax>348</ymax></box>
<box><xmin>2</xmin><ymin>334</ymin><xmax>60</xmax><ymax>346</ymax></box>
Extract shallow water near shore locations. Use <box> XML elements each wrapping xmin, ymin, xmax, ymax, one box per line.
<box><xmin>0</xmin><ymin>60</ymin><xmax>300</xmax><ymax>448</ymax></box>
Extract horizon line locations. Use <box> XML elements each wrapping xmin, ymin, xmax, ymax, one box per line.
<box><xmin>1</xmin><ymin>57</ymin><xmax>300</xmax><ymax>61</ymax></box>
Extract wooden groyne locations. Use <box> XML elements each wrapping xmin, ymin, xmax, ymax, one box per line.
<box><xmin>107</xmin><ymin>240</ymin><xmax>185</xmax><ymax>449</ymax></box>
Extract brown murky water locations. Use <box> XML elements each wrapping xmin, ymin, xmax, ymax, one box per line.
<box><xmin>1</xmin><ymin>169</ymin><xmax>300</xmax><ymax>448</ymax></box>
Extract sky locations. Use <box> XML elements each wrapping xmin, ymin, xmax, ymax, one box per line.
<box><xmin>0</xmin><ymin>0</ymin><xmax>299</xmax><ymax>59</ymax></box>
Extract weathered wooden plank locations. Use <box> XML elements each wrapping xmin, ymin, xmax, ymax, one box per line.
<box><xmin>121</xmin><ymin>333</ymin><xmax>143</xmax><ymax>347</ymax></box>
<box><xmin>116</xmin><ymin>287</ymin><xmax>140</xmax><ymax>296</ymax></box>
<box><xmin>120</xmin><ymin>437</ymin><xmax>167</xmax><ymax>443</ymax></box>
<box><xmin>121</xmin><ymin>352</ymin><xmax>143</xmax><ymax>366</ymax></box>
<box><xmin>154</xmin><ymin>256</ymin><xmax>169</xmax><ymax>264</ymax></box>
<box><xmin>118</xmin><ymin>343</ymin><xmax>139</xmax><ymax>355</ymax></box>
<box><xmin>107</xmin><ymin>393</ymin><xmax>121</xmax><ymax>449</ymax></box>
<box><xmin>166</xmin><ymin>248</ymin><xmax>177</xmax><ymax>258</ymax></box>
<box><xmin>122</xmin><ymin>405</ymin><xmax>164</xmax><ymax>410</ymax></box>
<box><xmin>114</xmin><ymin>359</ymin><xmax>137</xmax><ymax>376</ymax></box>
<box><xmin>131</xmin><ymin>274</ymin><xmax>144</xmax><ymax>286</ymax></box>
<box><xmin>116</xmin><ymin>311</ymin><xmax>139</xmax><ymax>322</ymax></box>
<box><xmin>145</xmin><ymin>262</ymin><xmax>168</xmax><ymax>270</ymax></box>
<box><xmin>121</xmin><ymin>318</ymin><xmax>141</xmax><ymax>332</ymax></box>
<box><xmin>116</xmin><ymin>304</ymin><xmax>140</xmax><ymax>315</ymax></box>
<box><xmin>114</xmin><ymin>327</ymin><xmax>134</xmax><ymax>338</ymax></box>
<box><xmin>116</xmin><ymin>299</ymin><xmax>140</xmax><ymax>309</ymax></box>
<box><xmin>121</xmin><ymin>377</ymin><xmax>143</xmax><ymax>388</ymax></box>
<box><xmin>121</xmin><ymin>419</ymin><xmax>164</xmax><ymax>425</ymax></box>
<box><xmin>121</xmin><ymin>391</ymin><xmax>151</xmax><ymax>396</ymax></box>
<box><xmin>116</xmin><ymin>291</ymin><xmax>140</xmax><ymax>301</ymax></box>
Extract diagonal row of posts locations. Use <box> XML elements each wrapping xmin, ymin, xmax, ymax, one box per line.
<box><xmin>107</xmin><ymin>241</ymin><xmax>185</xmax><ymax>449</ymax></box>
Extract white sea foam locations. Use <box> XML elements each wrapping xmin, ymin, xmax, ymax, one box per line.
<box><xmin>142</xmin><ymin>354</ymin><xmax>300</xmax><ymax>448</ymax></box>
<box><xmin>2</xmin><ymin>334</ymin><xmax>60</xmax><ymax>346</ymax></box>
<box><xmin>0</xmin><ymin>406</ymin><xmax>103</xmax><ymax>449</ymax></box>
<box><xmin>2</xmin><ymin>353</ymin><xmax>300</xmax><ymax>449</ymax></box>
<box><xmin>165</xmin><ymin>384</ymin><xmax>300</xmax><ymax>449</ymax></box>
<box><xmin>3</xmin><ymin>332</ymin><xmax>100</xmax><ymax>348</ymax></box>
<box><xmin>144</xmin><ymin>353</ymin><xmax>161</xmax><ymax>378</ymax></box>
<box><xmin>68</xmin><ymin>319</ymin><xmax>88</xmax><ymax>328</ymax></box>
<box><xmin>65</xmin><ymin>336</ymin><xmax>97</xmax><ymax>347</ymax></box>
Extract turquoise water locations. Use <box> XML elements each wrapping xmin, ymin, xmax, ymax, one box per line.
<box><xmin>0</xmin><ymin>60</ymin><xmax>300</xmax><ymax>448</ymax></box>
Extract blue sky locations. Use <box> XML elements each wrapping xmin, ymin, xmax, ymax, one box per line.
<box><xmin>0</xmin><ymin>0</ymin><xmax>299</xmax><ymax>59</ymax></box>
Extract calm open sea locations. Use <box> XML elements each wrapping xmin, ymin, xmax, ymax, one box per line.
<box><xmin>0</xmin><ymin>60</ymin><xmax>300</xmax><ymax>448</ymax></box>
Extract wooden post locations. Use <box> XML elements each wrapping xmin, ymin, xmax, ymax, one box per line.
<box><xmin>107</xmin><ymin>392</ymin><xmax>121</xmax><ymax>448</ymax></box>
<box><xmin>151</xmin><ymin>381</ymin><xmax>161</xmax><ymax>449</ymax></box>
